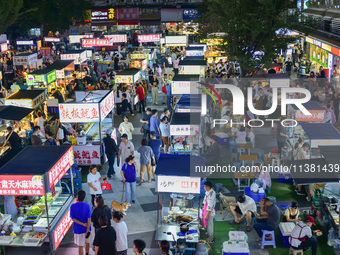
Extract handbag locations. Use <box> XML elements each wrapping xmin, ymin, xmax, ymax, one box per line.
<box><xmin>101</xmin><ymin>180</ymin><xmax>112</xmax><ymax>191</ymax></box>
<box><xmin>162</xmin><ymin>86</ymin><xmax>167</xmax><ymax>94</ymax></box>
<box><xmin>140</xmin><ymin>125</ymin><xmax>145</xmax><ymax>133</ymax></box>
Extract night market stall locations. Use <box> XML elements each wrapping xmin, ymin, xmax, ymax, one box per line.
<box><xmin>286</xmin><ymin>122</ymin><xmax>340</xmax><ymax>159</ymax></box>
<box><xmin>170</xmin><ymin>112</ymin><xmax>202</xmax><ymax>156</ymax></box>
<box><xmin>58</xmin><ymin>90</ymin><xmax>115</xmax><ymax>166</ymax></box>
<box><xmin>179</xmin><ymin>58</ymin><xmax>206</xmax><ymax>78</ymax></box>
<box><xmin>171</xmin><ymin>74</ymin><xmax>200</xmax><ymax>96</ymax></box>
<box><xmin>26</xmin><ymin>66</ymin><xmax>57</xmax><ymax>89</ymax></box>
<box><xmin>0</xmin><ymin>146</ymin><xmax>75</xmax><ymax>255</ymax></box>
<box><xmin>4</xmin><ymin>89</ymin><xmax>46</xmax><ymax>110</ymax></box>
<box><xmin>155</xmin><ymin>154</ymin><xmax>204</xmax><ymax>254</ymax></box>
<box><xmin>0</xmin><ymin>106</ymin><xmax>34</xmax><ymax>158</ymax></box>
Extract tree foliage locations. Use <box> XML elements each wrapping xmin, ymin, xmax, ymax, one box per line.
<box><xmin>199</xmin><ymin>0</ymin><xmax>321</xmax><ymax>73</ymax></box>
<box><xmin>0</xmin><ymin>0</ymin><xmax>35</xmax><ymax>34</ymax></box>
<box><xmin>18</xmin><ymin>0</ymin><xmax>93</xmax><ymax>34</ymax></box>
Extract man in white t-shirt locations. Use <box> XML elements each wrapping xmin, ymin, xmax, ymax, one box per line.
<box><xmin>230</xmin><ymin>195</ymin><xmax>257</xmax><ymax>232</ymax></box>
<box><xmin>290</xmin><ymin>216</ymin><xmax>322</xmax><ymax>255</ymax></box>
<box><xmin>118</xmin><ymin>134</ymin><xmax>135</xmax><ymax>165</ymax></box>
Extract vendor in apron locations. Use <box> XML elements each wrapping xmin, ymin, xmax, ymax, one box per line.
<box><xmin>202</xmin><ymin>181</ymin><xmax>216</xmax><ymax>243</ymax></box>
<box><xmin>290</xmin><ymin>216</ymin><xmax>322</xmax><ymax>255</ymax></box>
<box><xmin>283</xmin><ymin>201</ymin><xmax>301</xmax><ymax>223</ymax></box>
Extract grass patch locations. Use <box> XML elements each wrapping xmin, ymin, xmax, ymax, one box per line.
<box><xmin>269</xmin><ymin>179</ymin><xmax>306</xmax><ymax>202</ymax></box>
<box><xmin>200</xmin><ymin>221</ymin><xmax>240</xmax><ymax>254</ymax></box>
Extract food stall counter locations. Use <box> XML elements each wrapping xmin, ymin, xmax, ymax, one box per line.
<box><xmin>0</xmin><ymin>146</ymin><xmax>75</xmax><ymax>253</ymax></box>
<box><xmin>4</xmin><ymin>89</ymin><xmax>46</xmax><ymax>109</ymax></box>
<box><xmin>59</xmin><ymin>90</ymin><xmax>115</xmax><ymax>166</ymax></box>
<box><xmin>155</xmin><ymin>154</ymin><xmax>204</xmax><ymax>246</ymax></box>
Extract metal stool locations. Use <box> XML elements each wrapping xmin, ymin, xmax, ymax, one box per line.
<box><xmin>261</xmin><ymin>230</ymin><xmax>276</xmax><ymax>249</ymax></box>
<box><xmin>289</xmin><ymin>247</ymin><xmax>304</xmax><ymax>255</ymax></box>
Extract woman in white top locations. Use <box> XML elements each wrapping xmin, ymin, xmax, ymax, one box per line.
<box><xmin>119</xmin><ymin>116</ymin><xmax>134</xmax><ymax>141</ymax></box>
<box><xmin>235</xmin><ymin>126</ymin><xmax>247</xmax><ymax>143</ymax></box>
<box><xmin>34</xmin><ymin>112</ymin><xmax>45</xmax><ymax>135</ymax></box>
<box><xmin>113</xmin><ymin>211</ymin><xmax>128</xmax><ymax>255</ymax></box>
<box><xmin>87</xmin><ymin>165</ymin><xmax>106</xmax><ymax>207</ymax></box>
<box><xmin>115</xmin><ymin>88</ymin><xmax>123</xmax><ymax>115</ymax></box>
<box><xmin>160</xmin><ymin>116</ymin><xmax>171</xmax><ymax>154</ymax></box>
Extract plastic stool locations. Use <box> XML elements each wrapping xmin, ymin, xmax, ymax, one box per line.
<box><xmin>261</xmin><ymin>230</ymin><xmax>276</xmax><ymax>249</ymax></box>
<box><xmin>289</xmin><ymin>247</ymin><xmax>304</xmax><ymax>255</ymax></box>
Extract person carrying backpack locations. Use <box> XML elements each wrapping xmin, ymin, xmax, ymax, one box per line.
<box><xmin>45</xmin><ymin>131</ymin><xmax>57</xmax><ymax>146</ymax></box>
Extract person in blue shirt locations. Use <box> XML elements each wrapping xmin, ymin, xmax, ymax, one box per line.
<box><xmin>150</xmin><ymin>109</ymin><xmax>160</xmax><ymax>138</ymax></box>
<box><xmin>70</xmin><ymin>190</ymin><xmax>91</xmax><ymax>255</ymax></box>
<box><xmin>148</xmin><ymin>131</ymin><xmax>162</xmax><ymax>178</ymax></box>
<box><xmin>166</xmin><ymin>81</ymin><xmax>172</xmax><ymax>111</ymax></box>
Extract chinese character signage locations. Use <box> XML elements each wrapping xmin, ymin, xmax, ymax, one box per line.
<box><xmin>139</xmin><ymin>7</ymin><xmax>160</xmax><ymax>20</ymax></box>
<box><xmin>53</xmin><ymin>208</ymin><xmax>73</xmax><ymax>250</ymax></box>
<box><xmin>47</xmin><ymin>70</ymin><xmax>57</xmax><ymax>84</ymax></box>
<box><xmin>295</xmin><ymin>110</ymin><xmax>325</xmax><ymax>122</ymax></box>
<box><xmin>100</xmin><ymin>91</ymin><xmax>115</xmax><ymax>121</ymax></box>
<box><xmin>138</xmin><ymin>34</ymin><xmax>161</xmax><ymax>43</ymax></box>
<box><xmin>183</xmin><ymin>9</ymin><xmax>201</xmax><ymax>20</ymax></box>
<box><xmin>104</xmin><ymin>34</ymin><xmax>127</xmax><ymax>43</ymax></box>
<box><xmin>118</xmin><ymin>8</ymin><xmax>139</xmax><ymax>20</ymax></box>
<box><xmin>115</xmin><ymin>75</ymin><xmax>133</xmax><ymax>84</ymax></box>
<box><xmin>28</xmin><ymin>53</ymin><xmax>38</xmax><ymax>65</ymax></box>
<box><xmin>61</xmin><ymin>52</ymin><xmax>86</xmax><ymax>65</ymax></box>
<box><xmin>73</xmin><ymin>145</ymin><xmax>101</xmax><ymax>165</ymax></box>
<box><xmin>0</xmin><ymin>43</ymin><xmax>7</xmax><ymax>52</ymax></box>
<box><xmin>185</xmin><ymin>49</ymin><xmax>204</xmax><ymax>57</ymax></box>
<box><xmin>179</xmin><ymin>65</ymin><xmax>205</xmax><ymax>77</ymax></box>
<box><xmin>16</xmin><ymin>40</ymin><xmax>33</xmax><ymax>45</ymax></box>
<box><xmin>156</xmin><ymin>175</ymin><xmax>200</xmax><ymax>194</ymax></box>
<box><xmin>59</xmin><ymin>103</ymin><xmax>100</xmax><ymax>123</ymax></box>
<box><xmin>170</xmin><ymin>124</ymin><xmax>200</xmax><ymax>136</ymax></box>
<box><xmin>44</xmin><ymin>37</ymin><xmax>61</xmax><ymax>42</ymax></box>
<box><xmin>69</xmin><ymin>35</ymin><xmax>88</xmax><ymax>44</ymax></box>
<box><xmin>5</xmin><ymin>99</ymin><xmax>32</xmax><ymax>108</ymax></box>
<box><xmin>13</xmin><ymin>56</ymin><xmax>28</xmax><ymax>66</ymax></box>
<box><xmin>130</xmin><ymin>53</ymin><xmax>148</xmax><ymax>60</ymax></box>
<box><xmin>0</xmin><ymin>175</ymin><xmax>44</xmax><ymax>196</ymax></box>
<box><xmin>56</xmin><ymin>70</ymin><xmax>64</xmax><ymax>79</ymax></box>
<box><xmin>40</xmin><ymin>47</ymin><xmax>51</xmax><ymax>57</ymax></box>
<box><xmin>91</xmin><ymin>8</ymin><xmax>117</xmax><ymax>21</ymax></box>
<box><xmin>26</xmin><ymin>74</ymin><xmax>45</xmax><ymax>86</ymax></box>
<box><xmin>48</xmin><ymin>147</ymin><xmax>74</xmax><ymax>188</ymax></box>
<box><xmin>165</xmin><ymin>36</ymin><xmax>187</xmax><ymax>45</ymax></box>
<box><xmin>82</xmin><ymin>39</ymin><xmax>111</xmax><ymax>47</ymax></box>
<box><xmin>172</xmin><ymin>81</ymin><xmax>199</xmax><ymax>94</ymax></box>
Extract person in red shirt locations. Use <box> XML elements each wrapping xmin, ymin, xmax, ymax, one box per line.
<box><xmin>136</xmin><ymin>82</ymin><xmax>146</xmax><ymax>113</ymax></box>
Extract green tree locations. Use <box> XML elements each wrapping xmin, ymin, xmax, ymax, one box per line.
<box><xmin>18</xmin><ymin>0</ymin><xmax>93</xmax><ymax>35</ymax></box>
<box><xmin>199</xmin><ymin>0</ymin><xmax>320</xmax><ymax>74</ymax></box>
<box><xmin>0</xmin><ymin>0</ymin><xmax>35</xmax><ymax>34</ymax></box>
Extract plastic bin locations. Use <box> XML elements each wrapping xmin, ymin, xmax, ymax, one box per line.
<box><xmin>215</xmin><ymin>132</ymin><xmax>229</xmax><ymax>146</ymax></box>
<box><xmin>278</xmin><ymin>173</ymin><xmax>293</xmax><ymax>183</ymax></box>
<box><xmin>279</xmin><ymin>222</ymin><xmax>295</xmax><ymax>248</ymax></box>
<box><xmin>223</xmin><ymin>241</ymin><xmax>249</xmax><ymax>255</ymax></box>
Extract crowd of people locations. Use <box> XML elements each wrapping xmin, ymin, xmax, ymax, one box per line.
<box><xmin>70</xmin><ymin>189</ymin><xmax>174</xmax><ymax>255</ymax></box>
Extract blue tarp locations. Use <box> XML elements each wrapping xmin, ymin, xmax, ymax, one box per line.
<box><xmin>155</xmin><ymin>154</ymin><xmax>205</xmax><ymax>176</ymax></box>
<box><xmin>300</xmin><ymin>122</ymin><xmax>340</xmax><ymax>140</ymax></box>
<box><xmin>291</xmin><ymin>100</ymin><xmax>324</xmax><ymax>111</ymax></box>
<box><xmin>176</xmin><ymin>94</ymin><xmax>202</xmax><ymax>109</ymax></box>
<box><xmin>0</xmin><ymin>146</ymin><xmax>71</xmax><ymax>175</ymax></box>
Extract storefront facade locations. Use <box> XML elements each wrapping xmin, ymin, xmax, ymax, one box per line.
<box><xmin>306</xmin><ymin>36</ymin><xmax>340</xmax><ymax>78</ymax></box>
